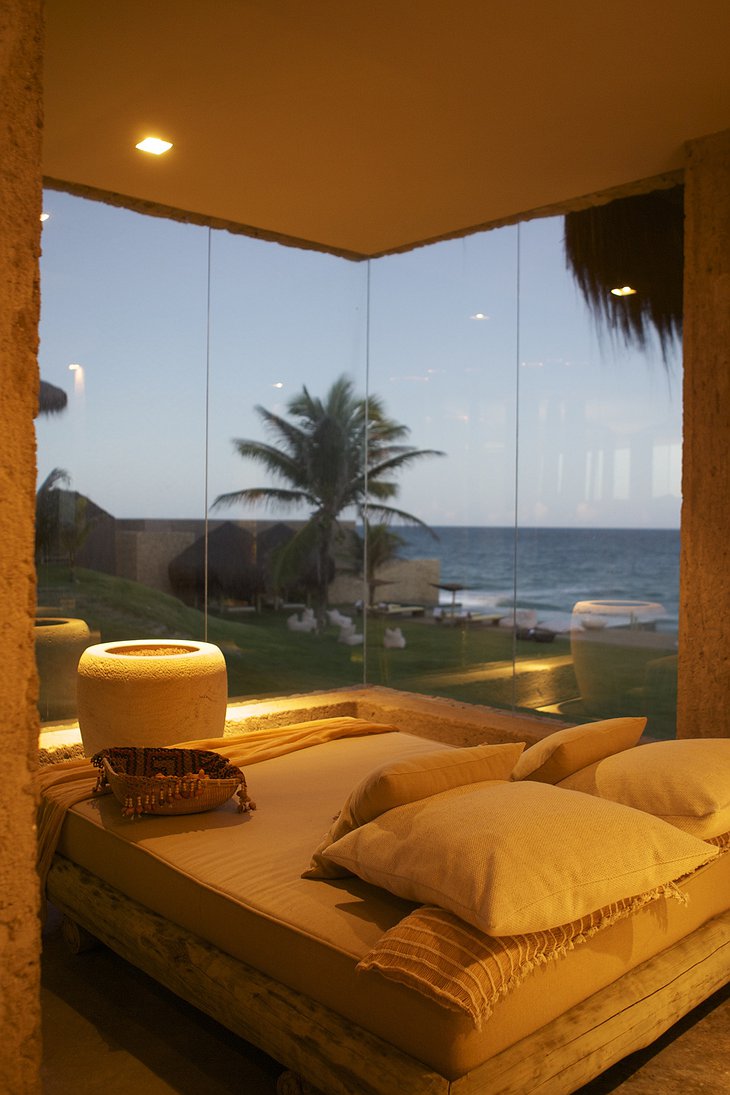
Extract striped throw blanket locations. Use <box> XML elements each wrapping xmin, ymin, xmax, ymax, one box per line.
<box><xmin>358</xmin><ymin>828</ymin><xmax>730</xmax><ymax>1028</ymax></box>
<box><xmin>357</xmin><ymin>885</ymin><xmax>693</xmax><ymax>1029</ymax></box>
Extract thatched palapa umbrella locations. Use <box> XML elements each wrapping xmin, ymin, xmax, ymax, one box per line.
<box><xmin>168</xmin><ymin>522</ymin><xmax>263</xmax><ymax>606</ymax></box>
<box><xmin>256</xmin><ymin>521</ymin><xmax>336</xmax><ymax>603</ymax></box>
<box><xmin>256</xmin><ymin>522</ymin><xmax>295</xmax><ymax>572</ymax></box>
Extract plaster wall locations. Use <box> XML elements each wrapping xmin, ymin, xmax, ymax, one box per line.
<box><xmin>0</xmin><ymin>1</ymin><xmax>43</xmax><ymax>1091</ymax></box>
<box><xmin>116</xmin><ymin>528</ymin><xmax>197</xmax><ymax>595</ymax></box>
<box><xmin>678</xmin><ymin>129</ymin><xmax>730</xmax><ymax>738</ymax></box>
<box><xmin>327</xmin><ymin>557</ymin><xmax>441</xmax><ymax>607</ymax></box>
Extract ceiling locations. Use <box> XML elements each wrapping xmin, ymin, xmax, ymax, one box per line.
<box><xmin>42</xmin><ymin>0</ymin><xmax>730</xmax><ymax>258</ymax></box>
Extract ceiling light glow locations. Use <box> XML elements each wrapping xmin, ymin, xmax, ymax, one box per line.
<box><xmin>470</xmin><ymin>312</ymin><xmax>490</xmax><ymax>320</ymax></box>
<box><xmin>68</xmin><ymin>363</ymin><xmax>85</xmax><ymax>396</ymax></box>
<box><xmin>610</xmin><ymin>285</ymin><xmax>637</xmax><ymax>297</ymax></box>
<box><xmin>135</xmin><ymin>137</ymin><xmax>173</xmax><ymax>155</ymax></box>
<box><xmin>40</xmin><ymin>212</ymin><xmax>50</xmax><ymax>222</ymax></box>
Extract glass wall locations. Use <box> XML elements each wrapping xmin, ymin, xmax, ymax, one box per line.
<box><xmin>35</xmin><ymin>190</ymin><xmax>681</xmax><ymax>738</ymax></box>
<box><xmin>364</xmin><ymin>229</ymin><xmax>520</xmax><ymax>704</ymax></box>
<box><xmin>206</xmin><ymin>231</ymin><xmax>368</xmax><ymax>695</ymax></box>
<box><xmin>513</xmin><ymin>218</ymin><xmax>679</xmax><ymax>738</ymax></box>
<box><xmin>36</xmin><ymin>193</ymin><xmax>210</xmax><ymax>722</ymax></box>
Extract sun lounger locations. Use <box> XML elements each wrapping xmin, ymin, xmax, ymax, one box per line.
<box><xmin>372</xmin><ymin>604</ymin><xmax>426</xmax><ymax>617</ymax></box>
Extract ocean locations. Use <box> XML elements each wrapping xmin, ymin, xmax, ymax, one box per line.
<box><xmin>395</xmin><ymin>526</ymin><xmax>680</xmax><ymax>634</ymax></box>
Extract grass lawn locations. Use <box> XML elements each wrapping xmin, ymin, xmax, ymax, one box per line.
<box><xmin>37</xmin><ymin>567</ymin><xmax>677</xmax><ymax>736</ymax></box>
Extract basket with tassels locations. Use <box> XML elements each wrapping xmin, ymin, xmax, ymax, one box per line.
<box><xmin>91</xmin><ymin>746</ymin><xmax>256</xmax><ymax>819</ymax></box>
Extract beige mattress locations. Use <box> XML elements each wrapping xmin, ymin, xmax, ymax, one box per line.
<box><xmin>58</xmin><ymin>730</ymin><xmax>730</xmax><ymax>1080</ymax></box>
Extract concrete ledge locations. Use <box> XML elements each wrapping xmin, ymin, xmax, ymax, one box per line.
<box><xmin>40</xmin><ymin>684</ymin><xmax>569</xmax><ymax>762</ymax></box>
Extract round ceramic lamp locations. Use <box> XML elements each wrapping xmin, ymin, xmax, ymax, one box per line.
<box><xmin>77</xmin><ymin>639</ymin><xmax>228</xmax><ymax>756</ymax></box>
<box><xmin>35</xmin><ymin>617</ymin><xmax>92</xmax><ymax>720</ymax></box>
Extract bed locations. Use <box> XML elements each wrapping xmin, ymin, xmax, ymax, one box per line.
<box><xmin>41</xmin><ymin>715</ymin><xmax>730</xmax><ymax>1095</ymax></box>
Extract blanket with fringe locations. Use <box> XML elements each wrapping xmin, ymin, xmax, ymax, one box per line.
<box><xmin>359</xmin><ymin>832</ymin><xmax>730</xmax><ymax>1029</ymax></box>
<box><xmin>357</xmin><ymin>867</ymin><xmax>726</xmax><ymax>1030</ymax></box>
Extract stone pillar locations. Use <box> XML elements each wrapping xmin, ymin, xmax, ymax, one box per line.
<box><xmin>678</xmin><ymin>129</ymin><xmax>730</xmax><ymax>738</ymax></box>
<box><xmin>0</xmin><ymin>1</ymin><xmax>43</xmax><ymax>1091</ymax></box>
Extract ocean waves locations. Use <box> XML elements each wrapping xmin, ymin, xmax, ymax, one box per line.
<box><xmin>395</xmin><ymin>525</ymin><xmax>680</xmax><ymax>633</ymax></box>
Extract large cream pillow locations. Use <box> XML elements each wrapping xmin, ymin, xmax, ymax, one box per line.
<box><xmin>303</xmin><ymin>741</ymin><xmax>525</xmax><ymax>879</ymax></box>
<box><xmin>558</xmin><ymin>738</ymin><xmax>730</xmax><ymax>839</ymax></box>
<box><xmin>320</xmin><ymin>780</ymin><xmax>718</xmax><ymax>936</ymax></box>
<box><xmin>511</xmin><ymin>717</ymin><xmax>646</xmax><ymax>783</ymax></box>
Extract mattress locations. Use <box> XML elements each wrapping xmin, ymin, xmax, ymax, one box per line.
<box><xmin>57</xmin><ymin>730</ymin><xmax>730</xmax><ymax>1080</ymax></box>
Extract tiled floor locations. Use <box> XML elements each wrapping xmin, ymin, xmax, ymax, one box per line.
<box><xmin>41</xmin><ymin>905</ymin><xmax>730</xmax><ymax>1095</ymax></box>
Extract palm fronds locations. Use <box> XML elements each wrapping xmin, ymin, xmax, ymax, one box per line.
<box><xmin>213</xmin><ymin>374</ymin><xmax>443</xmax><ymax>611</ymax></box>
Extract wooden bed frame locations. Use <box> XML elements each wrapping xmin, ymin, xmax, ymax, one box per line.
<box><xmin>47</xmin><ymin>854</ymin><xmax>730</xmax><ymax>1095</ymax></box>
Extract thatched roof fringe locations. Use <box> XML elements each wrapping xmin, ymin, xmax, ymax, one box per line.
<box><xmin>564</xmin><ymin>186</ymin><xmax>683</xmax><ymax>361</ymax></box>
<box><xmin>38</xmin><ymin>379</ymin><xmax>68</xmax><ymax>416</ymax></box>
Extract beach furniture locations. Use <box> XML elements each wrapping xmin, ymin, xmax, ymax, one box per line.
<box><xmin>287</xmin><ymin>608</ymin><xmax>317</xmax><ymax>632</ymax></box>
<box><xmin>326</xmin><ymin>608</ymin><xmax>352</xmax><ymax>628</ymax></box>
<box><xmin>371</xmin><ymin>603</ymin><xmax>426</xmax><ymax>617</ymax></box>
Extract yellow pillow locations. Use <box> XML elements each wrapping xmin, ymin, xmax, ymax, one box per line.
<box><xmin>303</xmin><ymin>741</ymin><xmax>525</xmax><ymax>879</ymax></box>
<box><xmin>320</xmin><ymin>780</ymin><xmax>718</xmax><ymax>936</ymax></box>
<box><xmin>511</xmin><ymin>717</ymin><xmax>646</xmax><ymax>783</ymax></box>
<box><xmin>558</xmin><ymin>738</ymin><xmax>730</xmax><ymax>839</ymax></box>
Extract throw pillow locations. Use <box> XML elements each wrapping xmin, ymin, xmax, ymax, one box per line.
<box><xmin>511</xmin><ymin>717</ymin><xmax>645</xmax><ymax>783</ymax></box>
<box><xmin>304</xmin><ymin>740</ymin><xmax>525</xmax><ymax>879</ymax></box>
<box><xmin>558</xmin><ymin>738</ymin><xmax>730</xmax><ymax>839</ymax></box>
<box><xmin>320</xmin><ymin>779</ymin><xmax>718</xmax><ymax>935</ymax></box>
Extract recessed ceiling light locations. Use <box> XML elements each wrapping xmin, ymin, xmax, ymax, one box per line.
<box><xmin>135</xmin><ymin>137</ymin><xmax>173</xmax><ymax>155</ymax></box>
<box><xmin>470</xmin><ymin>312</ymin><xmax>490</xmax><ymax>320</ymax></box>
<box><xmin>68</xmin><ymin>363</ymin><xmax>81</xmax><ymax>371</ymax></box>
<box><xmin>40</xmin><ymin>212</ymin><xmax>50</xmax><ymax>222</ymax></box>
<box><xmin>610</xmin><ymin>286</ymin><xmax>637</xmax><ymax>297</ymax></box>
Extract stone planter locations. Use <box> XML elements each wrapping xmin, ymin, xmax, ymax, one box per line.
<box><xmin>77</xmin><ymin>639</ymin><xmax>228</xmax><ymax>756</ymax></box>
<box><xmin>35</xmin><ymin>617</ymin><xmax>91</xmax><ymax>720</ymax></box>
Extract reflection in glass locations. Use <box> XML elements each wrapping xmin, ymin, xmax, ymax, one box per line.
<box><xmin>206</xmin><ymin>233</ymin><xmax>370</xmax><ymax>694</ymax></box>
<box><xmin>35</xmin><ymin>189</ymin><xmax>681</xmax><ymax>740</ymax></box>
<box><xmin>36</xmin><ymin>192</ymin><xmax>210</xmax><ymax>721</ymax></box>
<box><xmin>365</xmin><ymin>230</ymin><xmax>520</xmax><ymax>704</ymax></box>
<box><xmin>514</xmin><ymin>214</ymin><xmax>681</xmax><ymax>738</ymax></box>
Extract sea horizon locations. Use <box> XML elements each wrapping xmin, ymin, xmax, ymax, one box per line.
<box><xmin>392</xmin><ymin>525</ymin><xmax>680</xmax><ymax>633</ymax></box>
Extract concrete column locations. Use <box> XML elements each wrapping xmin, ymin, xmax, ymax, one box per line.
<box><xmin>0</xmin><ymin>1</ymin><xmax>43</xmax><ymax>1091</ymax></box>
<box><xmin>678</xmin><ymin>129</ymin><xmax>730</xmax><ymax>737</ymax></box>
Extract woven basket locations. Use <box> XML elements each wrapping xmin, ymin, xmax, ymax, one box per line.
<box><xmin>91</xmin><ymin>746</ymin><xmax>254</xmax><ymax>819</ymax></box>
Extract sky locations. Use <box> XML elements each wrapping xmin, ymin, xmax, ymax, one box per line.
<box><xmin>36</xmin><ymin>189</ymin><xmax>683</xmax><ymax>529</ymax></box>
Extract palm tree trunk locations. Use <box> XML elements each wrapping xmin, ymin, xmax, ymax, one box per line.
<box><xmin>315</xmin><ymin>517</ymin><xmax>333</xmax><ymax>620</ymax></box>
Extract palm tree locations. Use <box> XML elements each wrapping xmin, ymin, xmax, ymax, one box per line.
<box><xmin>57</xmin><ymin>494</ymin><xmax>96</xmax><ymax>580</ymax></box>
<box><xmin>35</xmin><ymin>468</ymin><xmax>95</xmax><ymax>578</ymax></box>
<box><xmin>351</xmin><ymin>522</ymin><xmax>408</xmax><ymax>607</ymax></box>
<box><xmin>35</xmin><ymin>467</ymin><xmax>70</xmax><ymax>564</ymax></box>
<box><xmin>213</xmin><ymin>375</ymin><xmax>443</xmax><ymax>614</ymax></box>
